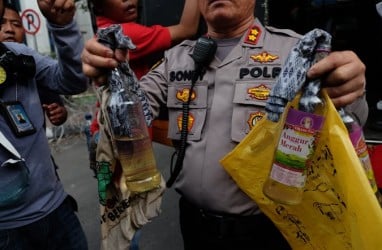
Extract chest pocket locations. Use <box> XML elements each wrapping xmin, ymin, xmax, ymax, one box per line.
<box><xmin>167</xmin><ymin>83</ymin><xmax>208</xmax><ymax>141</ymax></box>
<box><xmin>231</xmin><ymin>80</ymin><xmax>275</xmax><ymax>142</ymax></box>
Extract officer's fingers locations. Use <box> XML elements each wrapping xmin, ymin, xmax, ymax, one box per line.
<box><xmin>326</xmin><ymin>89</ymin><xmax>363</xmax><ymax>109</ymax></box>
<box><xmin>81</xmin><ymin>49</ymin><xmax>117</xmax><ymax>68</ymax></box>
<box><xmin>84</xmin><ymin>37</ymin><xmax>114</xmax><ymax>59</ymax></box>
<box><xmin>319</xmin><ymin>52</ymin><xmax>366</xmax><ymax>102</ymax></box>
<box><xmin>93</xmin><ymin>75</ymin><xmax>109</xmax><ymax>87</ymax></box>
<box><xmin>115</xmin><ymin>49</ymin><xmax>129</xmax><ymax>62</ymax></box>
<box><xmin>307</xmin><ymin>51</ymin><xmax>365</xmax><ymax>86</ymax></box>
<box><xmin>81</xmin><ymin>55</ymin><xmax>116</xmax><ymax>80</ymax></box>
<box><xmin>81</xmin><ymin>40</ymin><xmax>117</xmax><ymax>76</ymax></box>
<box><xmin>325</xmin><ymin>75</ymin><xmax>366</xmax><ymax>108</ymax></box>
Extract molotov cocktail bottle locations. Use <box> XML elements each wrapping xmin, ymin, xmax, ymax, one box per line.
<box><xmin>100</xmin><ymin>25</ymin><xmax>161</xmax><ymax>193</ymax></box>
<box><xmin>262</xmin><ymin>43</ymin><xmax>330</xmax><ymax>205</ymax></box>
<box><xmin>339</xmin><ymin>108</ymin><xmax>382</xmax><ymax>206</ymax></box>
<box><xmin>106</xmin><ymin>67</ymin><xmax>161</xmax><ymax>193</ymax></box>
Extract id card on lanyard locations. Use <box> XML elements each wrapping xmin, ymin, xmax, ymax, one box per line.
<box><xmin>0</xmin><ymin>100</ymin><xmax>36</xmax><ymax>137</ymax></box>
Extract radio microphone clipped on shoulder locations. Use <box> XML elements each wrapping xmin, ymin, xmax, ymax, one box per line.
<box><xmin>191</xmin><ymin>36</ymin><xmax>217</xmax><ymax>82</ymax></box>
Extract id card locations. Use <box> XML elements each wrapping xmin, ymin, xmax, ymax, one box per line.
<box><xmin>2</xmin><ymin>101</ymin><xmax>36</xmax><ymax>137</ymax></box>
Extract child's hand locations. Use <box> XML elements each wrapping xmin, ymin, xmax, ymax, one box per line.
<box><xmin>43</xmin><ymin>103</ymin><xmax>68</xmax><ymax>126</ymax></box>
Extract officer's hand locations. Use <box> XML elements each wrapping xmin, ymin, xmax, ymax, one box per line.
<box><xmin>307</xmin><ymin>50</ymin><xmax>366</xmax><ymax>108</ymax></box>
<box><xmin>37</xmin><ymin>0</ymin><xmax>75</xmax><ymax>26</ymax></box>
<box><xmin>43</xmin><ymin>103</ymin><xmax>68</xmax><ymax>126</ymax></box>
<box><xmin>81</xmin><ymin>37</ymin><xmax>128</xmax><ymax>86</ymax></box>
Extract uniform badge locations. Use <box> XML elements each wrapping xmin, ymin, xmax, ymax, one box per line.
<box><xmin>177</xmin><ymin>112</ymin><xmax>195</xmax><ymax>132</ymax></box>
<box><xmin>247</xmin><ymin>111</ymin><xmax>265</xmax><ymax>130</ymax></box>
<box><xmin>247</xmin><ymin>84</ymin><xmax>271</xmax><ymax>100</ymax></box>
<box><xmin>250</xmin><ymin>51</ymin><xmax>279</xmax><ymax>63</ymax></box>
<box><xmin>176</xmin><ymin>88</ymin><xmax>196</xmax><ymax>103</ymax></box>
<box><xmin>245</xmin><ymin>26</ymin><xmax>262</xmax><ymax>45</ymax></box>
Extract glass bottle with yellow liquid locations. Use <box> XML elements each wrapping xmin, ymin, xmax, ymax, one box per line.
<box><xmin>98</xmin><ymin>25</ymin><xmax>161</xmax><ymax>193</ymax></box>
<box><xmin>262</xmin><ymin>45</ymin><xmax>329</xmax><ymax>205</ymax></box>
<box><xmin>106</xmin><ymin>63</ymin><xmax>161</xmax><ymax>194</ymax></box>
<box><xmin>262</xmin><ymin>102</ymin><xmax>325</xmax><ymax>205</ymax></box>
<box><xmin>339</xmin><ymin>108</ymin><xmax>382</xmax><ymax>206</ymax></box>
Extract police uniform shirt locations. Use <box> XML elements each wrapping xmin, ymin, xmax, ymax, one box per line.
<box><xmin>138</xmin><ymin>19</ymin><xmax>367</xmax><ymax>215</ymax></box>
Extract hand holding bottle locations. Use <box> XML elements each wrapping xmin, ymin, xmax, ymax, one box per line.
<box><xmin>99</xmin><ymin>25</ymin><xmax>160</xmax><ymax>193</ymax></box>
<box><xmin>307</xmin><ymin>51</ymin><xmax>366</xmax><ymax>109</ymax></box>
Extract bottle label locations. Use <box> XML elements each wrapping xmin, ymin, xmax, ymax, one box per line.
<box><xmin>269</xmin><ymin>108</ymin><xmax>324</xmax><ymax>187</ymax></box>
<box><xmin>349</xmin><ymin>126</ymin><xmax>379</xmax><ymax>192</ymax></box>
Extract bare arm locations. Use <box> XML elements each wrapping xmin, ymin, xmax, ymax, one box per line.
<box><xmin>167</xmin><ymin>0</ymin><xmax>200</xmax><ymax>44</ymax></box>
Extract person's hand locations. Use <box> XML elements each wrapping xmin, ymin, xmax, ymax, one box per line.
<box><xmin>307</xmin><ymin>50</ymin><xmax>366</xmax><ymax>108</ymax></box>
<box><xmin>37</xmin><ymin>0</ymin><xmax>75</xmax><ymax>26</ymax></box>
<box><xmin>81</xmin><ymin>37</ymin><xmax>128</xmax><ymax>86</ymax></box>
<box><xmin>43</xmin><ymin>103</ymin><xmax>68</xmax><ymax>126</ymax></box>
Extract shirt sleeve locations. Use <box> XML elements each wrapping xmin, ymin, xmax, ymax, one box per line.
<box><xmin>121</xmin><ymin>22</ymin><xmax>172</xmax><ymax>61</ymax></box>
<box><xmin>38</xmin><ymin>86</ymin><xmax>64</xmax><ymax>106</ymax></box>
<box><xmin>5</xmin><ymin>20</ymin><xmax>89</xmax><ymax>96</ymax></box>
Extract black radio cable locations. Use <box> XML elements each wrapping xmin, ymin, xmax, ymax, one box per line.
<box><xmin>166</xmin><ymin>36</ymin><xmax>217</xmax><ymax>188</ymax></box>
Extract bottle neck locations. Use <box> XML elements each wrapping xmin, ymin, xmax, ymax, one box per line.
<box><xmin>312</xmin><ymin>46</ymin><xmax>331</xmax><ymax>64</ymax></box>
<box><xmin>108</xmin><ymin>70</ymin><xmax>124</xmax><ymax>92</ymax></box>
<box><xmin>339</xmin><ymin>108</ymin><xmax>362</xmax><ymax>134</ymax></box>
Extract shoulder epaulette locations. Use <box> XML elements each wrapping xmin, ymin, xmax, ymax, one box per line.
<box><xmin>265</xmin><ymin>26</ymin><xmax>302</xmax><ymax>39</ymax></box>
<box><xmin>150</xmin><ymin>58</ymin><xmax>164</xmax><ymax>71</ymax></box>
<box><xmin>178</xmin><ymin>39</ymin><xmax>195</xmax><ymax>47</ymax></box>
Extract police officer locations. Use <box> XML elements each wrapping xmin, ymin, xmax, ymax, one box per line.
<box><xmin>82</xmin><ymin>0</ymin><xmax>367</xmax><ymax>249</ymax></box>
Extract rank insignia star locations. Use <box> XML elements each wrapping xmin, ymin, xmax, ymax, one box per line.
<box><xmin>245</xmin><ymin>26</ymin><xmax>261</xmax><ymax>45</ymax></box>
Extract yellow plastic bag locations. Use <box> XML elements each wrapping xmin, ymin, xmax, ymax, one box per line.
<box><xmin>221</xmin><ymin>91</ymin><xmax>382</xmax><ymax>249</ymax></box>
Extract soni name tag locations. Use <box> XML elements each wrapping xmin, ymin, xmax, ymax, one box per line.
<box><xmin>1</xmin><ymin>101</ymin><xmax>36</xmax><ymax>137</ymax></box>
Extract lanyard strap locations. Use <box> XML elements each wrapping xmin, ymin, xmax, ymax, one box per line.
<box><xmin>0</xmin><ymin>131</ymin><xmax>22</xmax><ymax>159</ymax></box>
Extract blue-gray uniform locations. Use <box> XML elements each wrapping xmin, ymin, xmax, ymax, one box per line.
<box><xmin>0</xmin><ymin>20</ymin><xmax>87</xmax><ymax>229</ymax></box>
<box><xmin>139</xmin><ymin>19</ymin><xmax>368</xmax><ymax>216</ymax></box>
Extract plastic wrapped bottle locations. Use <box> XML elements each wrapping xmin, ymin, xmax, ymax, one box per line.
<box><xmin>106</xmin><ymin>71</ymin><xmax>161</xmax><ymax>193</ymax></box>
<box><xmin>339</xmin><ymin>108</ymin><xmax>382</xmax><ymax>206</ymax></box>
<box><xmin>99</xmin><ymin>25</ymin><xmax>161</xmax><ymax>193</ymax></box>
<box><xmin>262</xmin><ymin>46</ymin><xmax>329</xmax><ymax>205</ymax></box>
<box><xmin>262</xmin><ymin>104</ymin><xmax>325</xmax><ymax>205</ymax></box>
